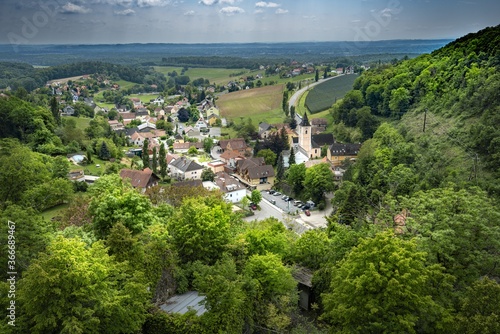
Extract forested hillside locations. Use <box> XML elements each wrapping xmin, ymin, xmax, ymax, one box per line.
<box><xmin>0</xmin><ymin>26</ymin><xmax>499</xmax><ymax>334</ymax></box>
<box><xmin>0</xmin><ymin>61</ymin><xmax>166</xmax><ymax>92</ymax></box>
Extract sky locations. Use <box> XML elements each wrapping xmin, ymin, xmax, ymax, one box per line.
<box><xmin>0</xmin><ymin>0</ymin><xmax>499</xmax><ymax>45</ymax></box>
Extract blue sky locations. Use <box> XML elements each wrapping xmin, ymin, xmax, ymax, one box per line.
<box><xmin>1</xmin><ymin>0</ymin><xmax>499</xmax><ymax>44</ymax></box>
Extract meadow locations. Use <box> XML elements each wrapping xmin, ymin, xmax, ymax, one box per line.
<box><xmin>305</xmin><ymin>74</ymin><xmax>359</xmax><ymax>113</ymax></box>
<box><xmin>217</xmin><ymin>84</ymin><xmax>285</xmax><ymax>125</ymax></box>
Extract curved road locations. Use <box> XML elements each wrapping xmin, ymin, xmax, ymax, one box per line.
<box><xmin>288</xmin><ymin>73</ymin><xmax>346</xmax><ymax>112</ymax></box>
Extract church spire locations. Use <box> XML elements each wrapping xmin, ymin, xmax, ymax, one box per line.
<box><xmin>300</xmin><ymin>110</ymin><xmax>310</xmax><ymax>126</ymax></box>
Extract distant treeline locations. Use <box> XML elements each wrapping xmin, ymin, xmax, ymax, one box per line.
<box><xmin>161</xmin><ymin>56</ymin><xmax>272</xmax><ymax>69</ymax></box>
<box><xmin>0</xmin><ymin>61</ymin><xmax>159</xmax><ymax>92</ymax></box>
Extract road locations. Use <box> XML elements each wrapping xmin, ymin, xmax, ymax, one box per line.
<box><xmin>288</xmin><ymin>74</ymin><xmax>346</xmax><ymax>112</ymax></box>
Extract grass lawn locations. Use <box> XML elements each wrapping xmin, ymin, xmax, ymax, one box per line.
<box><xmin>41</xmin><ymin>203</ymin><xmax>69</xmax><ymax>221</ymax></box>
<box><xmin>305</xmin><ymin>74</ymin><xmax>359</xmax><ymax>113</ymax></box>
<box><xmin>127</xmin><ymin>94</ymin><xmax>159</xmax><ymax>104</ymax></box>
<box><xmin>70</xmin><ymin>157</ymin><xmax>108</xmax><ymax>176</ymax></box>
<box><xmin>218</xmin><ymin>84</ymin><xmax>285</xmax><ymax>124</ymax></box>
<box><xmin>62</xmin><ymin>116</ymin><xmax>92</xmax><ymax>129</ymax></box>
<box><xmin>116</xmin><ymin>80</ymin><xmax>140</xmax><ymax>90</ymax></box>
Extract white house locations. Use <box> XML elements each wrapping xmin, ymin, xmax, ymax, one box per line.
<box><xmin>203</xmin><ymin>172</ymin><xmax>247</xmax><ymax>203</ymax></box>
<box><xmin>169</xmin><ymin>157</ymin><xmax>204</xmax><ymax>181</ymax></box>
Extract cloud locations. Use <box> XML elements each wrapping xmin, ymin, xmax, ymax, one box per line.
<box><xmin>220</xmin><ymin>0</ymin><xmax>238</xmax><ymax>4</ymax></box>
<box><xmin>199</xmin><ymin>0</ymin><xmax>217</xmax><ymax>5</ymax></box>
<box><xmin>137</xmin><ymin>0</ymin><xmax>171</xmax><ymax>7</ymax></box>
<box><xmin>219</xmin><ymin>6</ymin><xmax>244</xmax><ymax>15</ymax></box>
<box><xmin>184</xmin><ymin>10</ymin><xmax>195</xmax><ymax>15</ymax></box>
<box><xmin>255</xmin><ymin>1</ymin><xmax>280</xmax><ymax>8</ymax></box>
<box><xmin>59</xmin><ymin>2</ymin><xmax>92</xmax><ymax>14</ymax></box>
<box><xmin>114</xmin><ymin>8</ymin><xmax>135</xmax><ymax>15</ymax></box>
<box><xmin>275</xmin><ymin>8</ymin><xmax>288</xmax><ymax>14</ymax></box>
<box><xmin>254</xmin><ymin>9</ymin><xmax>264</xmax><ymax>14</ymax></box>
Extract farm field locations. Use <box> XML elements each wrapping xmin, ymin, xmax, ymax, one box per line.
<box><xmin>305</xmin><ymin>74</ymin><xmax>359</xmax><ymax>113</ymax></box>
<box><xmin>217</xmin><ymin>84</ymin><xmax>284</xmax><ymax>125</ymax></box>
<box><xmin>128</xmin><ymin>94</ymin><xmax>159</xmax><ymax>104</ymax></box>
<box><xmin>154</xmin><ymin>66</ymin><xmax>248</xmax><ymax>85</ymax></box>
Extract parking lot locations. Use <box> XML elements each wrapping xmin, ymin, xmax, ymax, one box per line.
<box><xmin>260</xmin><ymin>190</ymin><xmax>311</xmax><ymax>215</ymax></box>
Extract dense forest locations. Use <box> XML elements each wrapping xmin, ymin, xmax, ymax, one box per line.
<box><xmin>0</xmin><ymin>61</ymin><xmax>166</xmax><ymax>92</ymax></box>
<box><xmin>0</xmin><ymin>25</ymin><xmax>499</xmax><ymax>333</ymax></box>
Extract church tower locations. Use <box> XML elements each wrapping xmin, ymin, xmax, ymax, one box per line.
<box><xmin>298</xmin><ymin>111</ymin><xmax>312</xmax><ymax>156</ymax></box>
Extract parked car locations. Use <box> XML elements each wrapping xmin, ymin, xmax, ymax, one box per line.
<box><xmin>269</xmin><ymin>190</ymin><xmax>276</xmax><ymax>195</ymax></box>
<box><xmin>304</xmin><ymin>209</ymin><xmax>311</xmax><ymax>216</ymax></box>
<box><xmin>287</xmin><ymin>197</ymin><xmax>294</xmax><ymax>202</ymax></box>
<box><xmin>249</xmin><ymin>203</ymin><xmax>257</xmax><ymax>210</ymax></box>
<box><xmin>282</xmin><ymin>195</ymin><xmax>288</xmax><ymax>201</ymax></box>
<box><xmin>302</xmin><ymin>204</ymin><xmax>311</xmax><ymax>210</ymax></box>
<box><xmin>270</xmin><ymin>199</ymin><xmax>276</xmax><ymax>205</ymax></box>
<box><xmin>293</xmin><ymin>200</ymin><xmax>302</xmax><ymax>206</ymax></box>
<box><xmin>273</xmin><ymin>192</ymin><xmax>282</xmax><ymax>196</ymax></box>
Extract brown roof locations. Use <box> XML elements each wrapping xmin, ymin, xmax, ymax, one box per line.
<box><xmin>311</xmin><ymin>118</ymin><xmax>328</xmax><ymax>126</ymax></box>
<box><xmin>173</xmin><ymin>142</ymin><xmax>203</xmax><ymax>150</ymax></box>
<box><xmin>119</xmin><ymin>168</ymin><xmax>159</xmax><ymax>189</ymax></box>
<box><xmin>219</xmin><ymin>138</ymin><xmax>248</xmax><ymax>151</ymax></box>
<box><xmin>119</xmin><ymin>112</ymin><xmax>136</xmax><ymax>120</ymax></box>
<box><xmin>247</xmin><ymin>164</ymin><xmax>275</xmax><ymax>179</ymax></box>
<box><xmin>220</xmin><ymin>150</ymin><xmax>244</xmax><ymax>161</ymax></box>
<box><xmin>236</xmin><ymin>157</ymin><xmax>265</xmax><ymax>172</ymax></box>
<box><xmin>166</xmin><ymin>153</ymin><xmax>179</xmax><ymax>165</ymax></box>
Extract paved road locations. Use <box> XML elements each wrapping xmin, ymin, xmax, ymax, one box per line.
<box><xmin>288</xmin><ymin>74</ymin><xmax>346</xmax><ymax>112</ymax></box>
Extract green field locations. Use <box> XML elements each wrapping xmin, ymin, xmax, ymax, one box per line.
<box><xmin>128</xmin><ymin>94</ymin><xmax>159</xmax><ymax>104</ymax></box>
<box><xmin>116</xmin><ymin>80</ymin><xmax>140</xmax><ymax>90</ymax></box>
<box><xmin>305</xmin><ymin>74</ymin><xmax>359</xmax><ymax>113</ymax></box>
<box><xmin>217</xmin><ymin>84</ymin><xmax>284</xmax><ymax>124</ymax></box>
<box><xmin>154</xmin><ymin>66</ymin><xmax>249</xmax><ymax>85</ymax></box>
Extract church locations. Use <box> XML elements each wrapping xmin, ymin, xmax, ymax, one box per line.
<box><xmin>289</xmin><ymin>111</ymin><xmax>336</xmax><ymax>165</ymax></box>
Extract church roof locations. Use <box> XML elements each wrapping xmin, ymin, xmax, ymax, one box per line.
<box><xmin>300</xmin><ymin>111</ymin><xmax>310</xmax><ymax>126</ymax></box>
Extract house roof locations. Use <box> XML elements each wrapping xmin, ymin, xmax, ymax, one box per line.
<box><xmin>119</xmin><ymin>112</ymin><xmax>136</xmax><ymax>120</ymax></box>
<box><xmin>220</xmin><ymin>150</ymin><xmax>244</xmax><ymax>161</ymax></box>
<box><xmin>170</xmin><ymin>157</ymin><xmax>204</xmax><ymax>173</ymax></box>
<box><xmin>166</xmin><ymin>153</ymin><xmax>179</xmax><ymax>165</ymax></box>
<box><xmin>173</xmin><ymin>142</ymin><xmax>203</xmax><ymax>150</ymax></box>
<box><xmin>171</xmin><ymin>179</ymin><xmax>203</xmax><ymax>188</ymax></box>
<box><xmin>311</xmin><ymin>133</ymin><xmax>335</xmax><ymax>148</ymax></box>
<box><xmin>311</xmin><ymin>118</ymin><xmax>328</xmax><ymax>126</ymax></box>
<box><xmin>219</xmin><ymin>138</ymin><xmax>248</xmax><ymax>151</ymax></box>
<box><xmin>119</xmin><ymin>168</ymin><xmax>159</xmax><ymax>188</ymax></box>
<box><xmin>160</xmin><ymin>291</ymin><xmax>206</xmax><ymax>316</ymax></box>
<box><xmin>292</xmin><ymin>266</ymin><xmax>313</xmax><ymax>287</ymax></box>
<box><xmin>247</xmin><ymin>164</ymin><xmax>275</xmax><ymax>179</ymax></box>
<box><xmin>329</xmin><ymin>143</ymin><xmax>362</xmax><ymax>156</ymax></box>
<box><xmin>214</xmin><ymin>172</ymin><xmax>245</xmax><ymax>193</ymax></box>
<box><xmin>237</xmin><ymin>157</ymin><xmax>265</xmax><ymax>172</ymax></box>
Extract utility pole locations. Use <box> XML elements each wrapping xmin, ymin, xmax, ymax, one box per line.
<box><xmin>423</xmin><ymin>108</ymin><xmax>427</xmax><ymax>133</ymax></box>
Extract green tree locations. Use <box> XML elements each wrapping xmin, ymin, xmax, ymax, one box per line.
<box><xmin>201</xmin><ymin>168</ymin><xmax>215</xmax><ymax>181</ymax></box>
<box><xmin>203</xmin><ymin>137</ymin><xmax>214</xmax><ymax>153</ymax></box>
<box><xmin>315</xmin><ymin>69</ymin><xmax>319</xmax><ymax>82</ymax></box>
<box><xmin>17</xmin><ymin>236</ymin><xmax>149</xmax><ymax>334</ymax></box>
<box><xmin>257</xmin><ymin>148</ymin><xmax>277</xmax><ymax>166</ymax></box>
<box><xmin>152</xmin><ymin>146</ymin><xmax>158</xmax><ymax>173</ymax></box>
<box><xmin>0</xmin><ymin>141</ymin><xmax>51</xmax><ymax>205</ymax></box>
<box><xmin>187</xmin><ymin>145</ymin><xmax>198</xmax><ymax>156</ymax></box>
<box><xmin>242</xmin><ymin>218</ymin><xmax>293</xmax><ymax>258</ymax></box>
<box><xmin>286</xmin><ymin>163</ymin><xmax>306</xmax><ymax>196</ymax></box>
<box><xmin>142</xmin><ymin>139</ymin><xmax>149</xmax><ymax>169</ymax></box>
<box><xmin>21</xmin><ymin>178</ymin><xmax>74</xmax><ymax>212</ymax></box>
<box><xmin>50</xmin><ymin>96</ymin><xmax>60</xmax><ymax>125</ymax></box>
<box><xmin>322</xmin><ymin>231</ymin><xmax>453</xmax><ymax>333</ymax></box>
<box><xmin>289</xmin><ymin>146</ymin><xmax>296</xmax><ymax>165</ymax></box>
<box><xmin>99</xmin><ymin>140</ymin><xmax>111</xmax><ymax>160</ymax></box>
<box><xmin>51</xmin><ymin>155</ymin><xmax>71</xmax><ymax>178</ymax></box>
<box><xmin>0</xmin><ymin>205</ymin><xmax>55</xmax><ymax>280</ymax></box>
<box><xmin>250</xmin><ymin>189</ymin><xmax>262</xmax><ymax>206</ymax></box>
<box><xmin>453</xmin><ymin>277</ymin><xmax>500</xmax><ymax>334</ymax></box>
<box><xmin>303</xmin><ymin>163</ymin><xmax>334</xmax><ymax>204</ymax></box>
<box><xmin>159</xmin><ymin>144</ymin><xmax>167</xmax><ymax>179</ymax></box>
<box><xmin>193</xmin><ymin>256</ymin><xmax>247</xmax><ymax>333</ymax></box>
<box><xmin>291</xmin><ymin>229</ymin><xmax>330</xmax><ymax>270</ymax></box>
<box><xmin>169</xmin><ymin>195</ymin><xmax>232</xmax><ymax>264</ymax></box>
<box><xmin>276</xmin><ymin>153</ymin><xmax>285</xmax><ymax>180</ymax></box>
